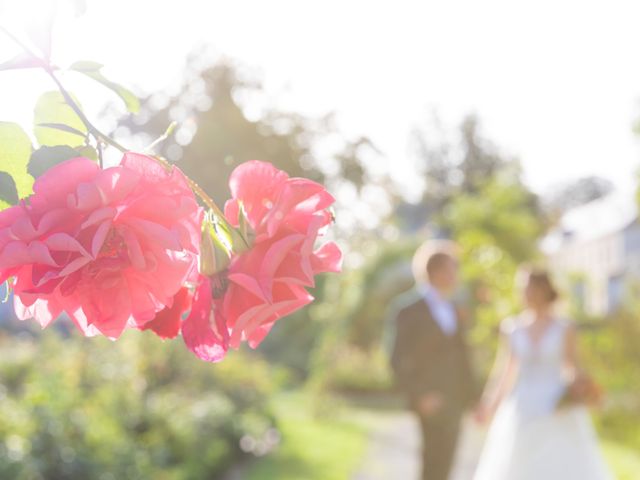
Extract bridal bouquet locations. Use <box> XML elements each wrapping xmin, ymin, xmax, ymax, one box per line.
<box><xmin>557</xmin><ymin>374</ymin><xmax>604</xmax><ymax>409</ymax></box>
<box><xmin>0</xmin><ymin>28</ymin><xmax>341</xmax><ymax>362</ymax></box>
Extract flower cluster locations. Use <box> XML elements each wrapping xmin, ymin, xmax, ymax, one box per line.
<box><xmin>0</xmin><ymin>153</ymin><xmax>201</xmax><ymax>338</ymax></box>
<box><xmin>0</xmin><ymin>155</ymin><xmax>341</xmax><ymax>361</ymax></box>
<box><xmin>181</xmin><ymin>161</ymin><xmax>342</xmax><ymax>361</ymax></box>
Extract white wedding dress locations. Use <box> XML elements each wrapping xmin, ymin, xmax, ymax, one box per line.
<box><xmin>473</xmin><ymin>315</ymin><xmax>614</xmax><ymax>480</ymax></box>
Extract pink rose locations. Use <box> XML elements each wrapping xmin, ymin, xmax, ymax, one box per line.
<box><xmin>224</xmin><ymin>160</ymin><xmax>336</xmax><ymax>241</ymax></box>
<box><xmin>0</xmin><ymin>152</ymin><xmax>202</xmax><ymax>339</ymax></box>
<box><xmin>184</xmin><ymin>161</ymin><xmax>342</xmax><ymax>360</ymax></box>
<box><xmin>222</xmin><ymin>162</ymin><xmax>342</xmax><ymax>348</ymax></box>
<box><xmin>223</xmin><ymin>216</ymin><xmax>341</xmax><ymax>347</ymax></box>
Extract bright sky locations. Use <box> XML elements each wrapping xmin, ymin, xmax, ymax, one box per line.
<box><xmin>2</xmin><ymin>0</ymin><xmax>640</xmax><ymax>196</ymax></box>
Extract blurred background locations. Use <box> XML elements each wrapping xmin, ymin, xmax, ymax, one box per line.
<box><xmin>1</xmin><ymin>1</ymin><xmax>639</xmax><ymax>479</ymax></box>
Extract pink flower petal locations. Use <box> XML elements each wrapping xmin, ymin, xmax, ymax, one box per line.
<box><xmin>120</xmin><ymin>226</ymin><xmax>146</xmax><ymax>270</ymax></box>
<box><xmin>127</xmin><ymin>218</ymin><xmax>182</xmax><ymax>251</ymax></box>
<box><xmin>311</xmin><ymin>242</ymin><xmax>343</xmax><ymax>274</ymax></box>
<box><xmin>80</xmin><ymin>206</ymin><xmax>117</xmax><ymax>229</ymax></box>
<box><xmin>14</xmin><ymin>294</ymin><xmax>62</xmax><ymax>328</ymax></box>
<box><xmin>10</xmin><ymin>215</ymin><xmax>38</xmax><ymax>241</ymax></box>
<box><xmin>93</xmin><ymin>166</ymin><xmax>140</xmax><ymax>205</ymax></box>
<box><xmin>227</xmin><ymin>160</ymin><xmax>289</xmax><ymax>228</ymax></box>
<box><xmin>120</xmin><ymin>152</ymin><xmax>171</xmax><ymax>180</ymax></box>
<box><xmin>226</xmin><ymin>282</ymin><xmax>313</xmax><ymax>349</ymax></box>
<box><xmin>264</xmin><ymin>178</ymin><xmax>334</xmax><ymax>237</ymax></box>
<box><xmin>31</xmin><ymin>157</ymin><xmax>100</xmax><ymax>209</ymax></box>
<box><xmin>182</xmin><ymin>277</ymin><xmax>228</xmax><ymax>362</ymax></box>
<box><xmin>227</xmin><ymin>272</ymin><xmax>266</xmax><ymax>301</ymax></box>
<box><xmin>142</xmin><ymin>287</ymin><xmax>190</xmax><ymax>339</ymax></box>
<box><xmin>91</xmin><ymin>220</ymin><xmax>112</xmax><ymax>258</ymax></box>
<box><xmin>45</xmin><ymin>233</ymin><xmax>91</xmax><ymax>258</ymax></box>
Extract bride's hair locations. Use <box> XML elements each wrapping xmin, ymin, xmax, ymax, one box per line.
<box><xmin>517</xmin><ymin>266</ymin><xmax>559</xmax><ymax>303</ymax></box>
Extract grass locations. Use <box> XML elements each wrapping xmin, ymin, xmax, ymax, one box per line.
<box><xmin>595</xmin><ymin>408</ymin><xmax>640</xmax><ymax>479</ymax></box>
<box><xmin>245</xmin><ymin>392</ymin><xmax>640</xmax><ymax>480</ymax></box>
<box><xmin>602</xmin><ymin>440</ymin><xmax>640</xmax><ymax>480</ymax></box>
<box><xmin>245</xmin><ymin>393</ymin><xmax>370</xmax><ymax>480</ymax></box>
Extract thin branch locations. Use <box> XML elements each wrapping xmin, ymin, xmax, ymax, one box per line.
<box><xmin>0</xmin><ymin>25</ymin><xmax>39</xmax><ymax>59</ymax></box>
<box><xmin>145</xmin><ymin>121</ymin><xmax>177</xmax><ymax>153</ymax></box>
<box><xmin>97</xmin><ymin>141</ymin><xmax>104</xmax><ymax>169</ymax></box>
<box><xmin>1</xmin><ymin>25</ymin><xmax>229</xmax><ymax>222</ymax></box>
<box><xmin>0</xmin><ymin>24</ymin><xmax>127</xmax><ymax>153</ymax></box>
<box><xmin>45</xmin><ymin>67</ymin><xmax>128</xmax><ymax>153</ymax></box>
<box><xmin>150</xmin><ymin>155</ymin><xmax>227</xmax><ymax>221</ymax></box>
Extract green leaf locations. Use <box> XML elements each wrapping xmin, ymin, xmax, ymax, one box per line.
<box><xmin>76</xmin><ymin>145</ymin><xmax>98</xmax><ymax>161</ymax></box>
<box><xmin>70</xmin><ymin>61</ymin><xmax>140</xmax><ymax>113</ymax></box>
<box><xmin>34</xmin><ymin>91</ymin><xmax>87</xmax><ymax>147</ymax></box>
<box><xmin>0</xmin><ymin>52</ymin><xmax>42</xmax><ymax>71</ymax></box>
<box><xmin>237</xmin><ymin>202</ymin><xmax>256</xmax><ymax>247</ymax></box>
<box><xmin>0</xmin><ymin>172</ymin><xmax>19</xmax><ymax>207</ymax></box>
<box><xmin>199</xmin><ymin>228</ymin><xmax>216</xmax><ymax>276</ymax></box>
<box><xmin>37</xmin><ymin>122</ymin><xmax>87</xmax><ymax>138</ymax></box>
<box><xmin>211</xmin><ymin>216</ymin><xmax>233</xmax><ymax>251</ymax></box>
<box><xmin>218</xmin><ymin>202</ymin><xmax>254</xmax><ymax>254</ymax></box>
<box><xmin>70</xmin><ymin>60</ymin><xmax>102</xmax><ymax>71</ymax></box>
<box><xmin>28</xmin><ymin>145</ymin><xmax>80</xmax><ymax>179</ymax></box>
<box><xmin>0</xmin><ymin>122</ymin><xmax>34</xmax><ymax>200</ymax></box>
<box><xmin>200</xmin><ymin>216</ymin><xmax>232</xmax><ymax>276</ymax></box>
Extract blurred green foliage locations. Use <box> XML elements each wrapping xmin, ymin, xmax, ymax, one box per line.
<box><xmin>245</xmin><ymin>393</ymin><xmax>368</xmax><ymax>480</ymax></box>
<box><xmin>576</xmin><ymin>286</ymin><xmax>640</xmax><ymax>451</ymax></box>
<box><xmin>0</xmin><ymin>328</ymin><xmax>280</xmax><ymax>480</ymax></box>
<box><xmin>443</xmin><ymin>172</ymin><xmax>542</xmax><ymax>367</ymax></box>
<box><xmin>310</xmin><ymin>344</ymin><xmax>394</xmax><ymax>395</ymax></box>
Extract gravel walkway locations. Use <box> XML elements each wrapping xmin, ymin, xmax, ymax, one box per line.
<box><xmin>351</xmin><ymin>412</ymin><xmax>485</xmax><ymax>480</ymax></box>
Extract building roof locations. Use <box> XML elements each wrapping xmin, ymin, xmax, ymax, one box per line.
<box><xmin>541</xmin><ymin>190</ymin><xmax>638</xmax><ymax>254</ymax></box>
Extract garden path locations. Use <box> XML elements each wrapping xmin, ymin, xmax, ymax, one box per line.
<box><xmin>351</xmin><ymin>412</ymin><xmax>485</xmax><ymax>480</ymax></box>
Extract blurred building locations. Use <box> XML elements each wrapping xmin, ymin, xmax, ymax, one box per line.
<box><xmin>541</xmin><ymin>190</ymin><xmax>640</xmax><ymax>315</ymax></box>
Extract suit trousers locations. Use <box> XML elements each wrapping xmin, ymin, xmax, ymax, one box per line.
<box><xmin>418</xmin><ymin>413</ymin><xmax>461</xmax><ymax>480</ymax></box>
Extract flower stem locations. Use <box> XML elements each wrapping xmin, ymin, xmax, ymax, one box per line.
<box><xmin>145</xmin><ymin>121</ymin><xmax>177</xmax><ymax>153</ymax></box>
<box><xmin>0</xmin><ymin>25</ymin><xmax>40</xmax><ymax>61</ymax></box>
<box><xmin>0</xmin><ymin>25</ymin><xmax>229</xmax><ymax>223</ymax></box>
<box><xmin>44</xmin><ymin>66</ymin><xmax>128</xmax><ymax>153</ymax></box>
<box><xmin>0</xmin><ymin>24</ymin><xmax>127</xmax><ymax>153</ymax></box>
<box><xmin>150</xmin><ymin>155</ymin><xmax>228</xmax><ymax>221</ymax></box>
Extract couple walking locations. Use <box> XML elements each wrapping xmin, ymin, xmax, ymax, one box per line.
<box><xmin>390</xmin><ymin>240</ymin><xmax>613</xmax><ymax>480</ymax></box>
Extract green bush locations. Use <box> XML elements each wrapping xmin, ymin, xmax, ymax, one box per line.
<box><xmin>577</xmin><ymin>291</ymin><xmax>640</xmax><ymax>452</ymax></box>
<box><xmin>310</xmin><ymin>344</ymin><xmax>393</xmax><ymax>395</ymax></box>
<box><xmin>0</xmin><ymin>328</ymin><xmax>280</xmax><ymax>480</ymax></box>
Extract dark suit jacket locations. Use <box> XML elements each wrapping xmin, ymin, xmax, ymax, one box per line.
<box><xmin>390</xmin><ymin>291</ymin><xmax>477</xmax><ymax>420</ymax></box>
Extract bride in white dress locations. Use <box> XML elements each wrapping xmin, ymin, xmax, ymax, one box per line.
<box><xmin>473</xmin><ymin>268</ymin><xmax>613</xmax><ymax>480</ymax></box>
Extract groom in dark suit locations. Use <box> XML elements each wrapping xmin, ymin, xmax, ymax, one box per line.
<box><xmin>391</xmin><ymin>241</ymin><xmax>477</xmax><ymax>480</ymax></box>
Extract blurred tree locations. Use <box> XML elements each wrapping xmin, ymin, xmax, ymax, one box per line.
<box><xmin>410</xmin><ymin>114</ymin><xmax>507</xmax><ymax>218</ymax></box>
<box><xmin>443</xmin><ymin>173</ymin><xmax>543</xmax><ymax>360</ymax></box>
<box><xmin>541</xmin><ymin>176</ymin><xmax>615</xmax><ymax>218</ymax></box>
<box><xmin>395</xmin><ymin>114</ymin><xmax>543</xmax><ymax>366</ymax></box>
<box><xmin>118</xmin><ymin>54</ymin><xmax>392</xmax><ymax>243</ymax></box>
<box><xmin>120</xmin><ymin>59</ymin><xmax>323</xmax><ymax>205</ymax></box>
<box><xmin>402</xmin><ymin>113</ymin><xmax>541</xmax><ymax>246</ymax></box>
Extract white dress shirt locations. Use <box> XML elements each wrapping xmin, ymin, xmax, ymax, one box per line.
<box><xmin>419</xmin><ymin>284</ymin><xmax>458</xmax><ymax>336</ymax></box>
